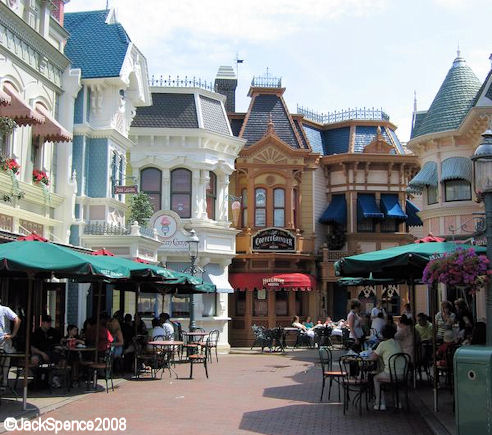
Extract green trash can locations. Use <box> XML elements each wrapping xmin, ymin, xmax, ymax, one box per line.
<box><xmin>454</xmin><ymin>346</ymin><xmax>492</xmax><ymax>435</ymax></box>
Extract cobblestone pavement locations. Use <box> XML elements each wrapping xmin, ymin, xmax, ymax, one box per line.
<box><xmin>8</xmin><ymin>350</ymin><xmax>433</xmax><ymax>435</ymax></box>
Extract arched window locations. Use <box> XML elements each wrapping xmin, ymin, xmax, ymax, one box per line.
<box><xmin>171</xmin><ymin>168</ymin><xmax>192</xmax><ymax>218</ymax></box>
<box><xmin>206</xmin><ymin>172</ymin><xmax>216</xmax><ymax>220</ymax></box>
<box><xmin>241</xmin><ymin>188</ymin><xmax>248</xmax><ymax>227</ymax></box>
<box><xmin>255</xmin><ymin>188</ymin><xmax>266</xmax><ymax>227</ymax></box>
<box><xmin>273</xmin><ymin>188</ymin><xmax>285</xmax><ymax>227</ymax></box>
<box><xmin>140</xmin><ymin>167</ymin><xmax>162</xmax><ymax>212</ymax></box>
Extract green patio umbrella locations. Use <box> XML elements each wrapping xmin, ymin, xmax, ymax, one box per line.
<box><xmin>334</xmin><ymin>242</ymin><xmax>486</xmax><ymax>279</ymax></box>
<box><xmin>337</xmin><ymin>274</ymin><xmax>402</xmax><ymax>287</ymax></box>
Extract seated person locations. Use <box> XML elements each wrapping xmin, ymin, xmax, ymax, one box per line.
<box><xmin>303</xmin><ymin>316</ymin><xmax>314</xmax><ymax>329</ymax></box>
<box><xmin>415</xmin><ymin>313</ymin><xmax>433</xmax><ymax>342</ymax></box>
<box><xmin>61</xmin><ymin>325</ymin><xmax>84</xmax><ymax>347</ymax></box>
<box><xmin>371</xmin><ymin>312</ymin><xmax>386</xmax><ymax>337</ymax></box>
<box><xmin>134</xmin><ymin>313</ymin><xmax>148</xmax><ymax>336</ymax></box>
<box><xmin>84</xmin><ymin>315</ymin><xmax>114</xmax><ymax>353</ymax></box>
<box><xmin>159</xmin><ymin>313</ymin><xmax>174</xmax><ymax>341</ymax></box>
<box><xmin>369</xmin><ymin>324</ymin><xmax>404</xmax><ymax>411</ymax></box>
<box><xmin>31</xmin><ymin>315</ymin><xmax>63</xmax><ymax>366</ymax></box>
<box><xmin>147</xmin><ymin>318</ymin><xmax>167</xmax><ymax>351</ymax></box>
<box><xmin>292</xmin><ymin>315</ymin><xmax>315</xmax><ymax>338</ymax></box>
<box><xmin>107</xmin><ymin>313</ymin><xmax>124</xmax><ymax>358</ymax></box>
<box><xmin>436</xmin><ymin>330</ymin><xmax>455</xmax><ymax>367</ymax></box>
<box><xmin>395</xmin><ymin>314</ymin><xmax>414</xmax><ymax>362</ymax></box>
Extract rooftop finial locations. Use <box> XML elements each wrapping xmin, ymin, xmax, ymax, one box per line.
<box><xmin>457</xmin><ymin>42</ymin><xmax>461</xmax><ymax>58</ymax></box>
<box><xmin>413</xmin><ymin>90</ymin><xmax>417</xmax><ymax>112</ymax></box>
<box><xmin>453</xmin><ymin>46</ymin><xmax>466</xmax><ymax>67</ymax></box>
<box><xmin>265</xmin><ymin>112</ymin><xmax>277</xmax><ymax>136</ymax></box>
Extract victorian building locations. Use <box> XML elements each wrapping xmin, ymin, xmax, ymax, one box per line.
<box><xmin>63</xmin><ymin>9</ymin><xmax>156</xmax><ymax>325</ymax></box>
<box><xmin>129</xmin><ymin>72</ymin><xmax>245</xmax><ymax>351</ymax></box>
<box><xmin>407</xmin><ymin>51</ymin><xmax>492</xmax><ymax>318</ymax></box>
<box><xmin>0</xmin><ymin>0</ymin><xmax>78</xmax><ymax>329</ymax></box>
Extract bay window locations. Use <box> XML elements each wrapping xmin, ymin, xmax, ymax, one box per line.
<box><xmin>444</xmin><ymin>180</ymin><xmax>471</xmax><ymax>202</ymax></box>
<box><xmin>171</xmin><ymin>168</ymin><xmax>192</xmax><ymax>218</ymax></box>
<box><xmin>273</xmin><ymin>188</ymin><xmax>285</xmax><ymax>227</ymax></box>
<box><xmin>255</xmin><ymin>188</ymin><xmax>266</xmax><ymax>227</ymax></box>
<box><xmin>140</xmin><ymin>167</ymin><xmax>162</xmax><ymax>212</ymax></box>
<box><xmin>206</xmin><ymin>171</ymin><xmax>216</xmax><ymax>220</ymax></box>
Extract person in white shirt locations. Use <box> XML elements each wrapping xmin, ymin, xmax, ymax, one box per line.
<box><xmin>159</xmin><ymin>313</ymin><xmax>175</xmax><ymax>341</ymax></box>
<box><xmin>292</xmin><ymin>315</ymin><xmax>315</xmax><ymax>338</ymax></box>
<box><xmin>371</xmin><ymin>300</ymin><xmax>386</xmax><ymax>321</ymax></box>
<box><xmin>371</xmin><ymin>312</ymin><xmax>386</xmax><ymax>336</ymax></box>
<box><xmin>0</xmin><ymin>303</ymin><xmax>21</xmax><ymax>389</ymax></box>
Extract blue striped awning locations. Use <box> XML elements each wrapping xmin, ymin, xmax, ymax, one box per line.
<box><xmin>406</xmin><ymin>200</ymin><xmax>423</xmax><ymax>227</ymax></box>
<box><xmin>408</xmin><ymin>161</ymin><xmax>438</xmax><ymax>191</ymax></box>
<box><xmin>441</xmin><ymin>157</ymin><xmax>472</xmax><ymax>182</ymax></box>
<box><xmin>319</xmin><ymin>194</ymin><xmax>346</xmax><ymax>225</ymax></box>
<box><xmin>358</xmin><ymin>194</ymin><xmax>384</xmax><ymax>219</ymax></box>
<box><xmin>381</xmin><ymin>194</ymin><xmax>407</xmax><ymax>220</ymax></box>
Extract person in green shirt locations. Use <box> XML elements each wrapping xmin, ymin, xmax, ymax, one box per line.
<box><xmin>370</xmin><ymin>324</ymin><xmax>403</xmax><ymax>410</ymax></box>
<box><xmin>415</xmin><ymin>313</ymin><xmax>433</xmax><ymax>342</ymax></box>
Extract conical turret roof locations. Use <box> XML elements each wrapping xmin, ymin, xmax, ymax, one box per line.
<box><xmin>413</xmin><ymin>52</ymin><xmax>481</xmax><ymax>138</ymax></box>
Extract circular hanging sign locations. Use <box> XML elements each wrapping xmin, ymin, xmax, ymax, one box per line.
<box><xmin>154</xmin><ymin>213</ymin><xmax>177</xmax><ymax>239</ymax></box>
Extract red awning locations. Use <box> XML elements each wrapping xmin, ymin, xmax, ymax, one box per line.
<box><xmin>32</xmin><ymin>103</ymin><xmax>72</xmax><ymax>142</ymax></box>
<box><xmin>229</xmin><ymin>273</ymin><xmax>316</xmax><ymax>291</ymax></box>
<box><xmin>415</xmin><ymin>233</ymin><xmax>445</xmax><ymax>243</ymax></box>
<box><xmin>92</xmin><ymin>248</ymin><xmax>115</xmax><ymax>256</ymax></box>
<box><xmin>17</xmin><ymin>232</ymin><xmax>48</xmax><ymax>242</ymax></box>
<box><xmin>0</xmin><ymin>83</ymin><xmax>45</xmax><ymax>126</ymax></box>
<box><xmin>0</xmin><ymin>87</ymin><xmax>11</xmax><ymax>106</ymax></box>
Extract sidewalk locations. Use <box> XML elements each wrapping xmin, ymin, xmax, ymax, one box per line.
<box><xmin>1</xmin><ymin>350</ymin><xmax>434</xmax><ymax>435</ymax></box>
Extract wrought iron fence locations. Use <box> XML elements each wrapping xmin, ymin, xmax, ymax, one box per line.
<box><xmin>83</xmin><ymin>222</ymin><xmax>130</xmax><ymax>236</ymax></box>
<box><xmin>149</xmin><ymin>75</ymin><xmax>215</xmax><ymax>92</ymax></box>
<box><xmin>251</xmin><ymin>75</ymin><xmax>282</xmax><ymax>88</ymax></box>
<box><xmin>297</xmin><ymin>105</ymin><xmax>390</xmax><ymax>124</ymax></box>
<box><xmin>139</xmin><ymin>226</ymin><xmax>156</xmax><ymax>239</ymax></box>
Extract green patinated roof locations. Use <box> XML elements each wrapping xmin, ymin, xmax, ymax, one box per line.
<box><xmin>413</xmin><ymin>55</ymin><xmax>481</xmax><ymax>138</ymax></box>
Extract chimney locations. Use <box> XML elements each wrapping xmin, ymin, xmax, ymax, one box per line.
<box><xmin>214</xmin><ymin>66</ymin><xmax>237</xmax><ymax>113</ymax></box>
<box><xmin>51</xmin><ymin>0</ymin><xmax>70</xmax><ymax>27</ymax></box>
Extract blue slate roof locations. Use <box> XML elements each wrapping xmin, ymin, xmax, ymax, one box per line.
<box><xmin>410</xmin><ymin>111</ymin><xmax>427</xmax><ymax>139</ymax></box>
<box><xmin>65</xmin><ymin>10</ymin><xmax>130</xmax><ymax>79</ymax></box>
<box><xmin>353</xmin><ymin>126</ymin><xmax>391</xmax><ymax>153</ymax></box>
<box><xmin>303</xmin><ymin>125</ymin><xmax>324</xmax><ymax>154</ymax></box>
<box><xmin>199</xmin><ymin>95</ymin><xmax>230</xmax><ymax>136</ymax></box>
<box><xmin>413</xmin><ymin>55</ymin><xmax>481</xmax><ymax>138</ymax></box>
<box><xmin>230</xmin><ymin>118</ymin><xmax>244</xmax><ymax>137</ymax></box>
<box><xmin>322</xmin><ymin>127</ymin><xmax>350</xmax><ymax>155</ymax></box>
<box><xmin>241</xmin><ymin>94</ymin><xmax>302</xmax><ymax>148</ymax></box>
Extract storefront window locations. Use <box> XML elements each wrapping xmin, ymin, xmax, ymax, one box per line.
<box><xmin>141</xmin><ymin>167</ymin><xmax>162</xmax><ymax>212</ymax></box>
<box><xmin>171</xmin><ymin>294</ymin><xmax>190</xmax><ymax>317</ymax></box>
<box><xmin>253</xmin><ymin>289</ymin><xmax>268</xmax><ymax>316</ymax></box>
<box><xmin>275</xmin><ymin>290</ymin><xmax>288</xmax><ymax>316</ymax></box>
<box><xmin>255</xmin><ymin>188</ymin><xmax>266</xmax><ymax>227</ymax></box>
<box><xmin>273</xmin><ymin>188</ymin><xmax>285</xmax><ymax>227</ymax></box>
<box><xmin>171</xmin><ymin>168</ymin><xmax>192</xmax><ymax>218</ymax></box>
<box><xmin>206</xmin><ymin>172</ymin><xmax>216</xmax><ymax>220</ymax></box>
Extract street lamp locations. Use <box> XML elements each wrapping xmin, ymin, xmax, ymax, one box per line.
<box><xmin>471</xmin><ymin>127</ymin><xmax>492</xmax><ymax>346</ymax></box>
<box><xmin>186</xmin><ymin>229</ymin><xmax>200</xmax><ymax>331</ymax></box>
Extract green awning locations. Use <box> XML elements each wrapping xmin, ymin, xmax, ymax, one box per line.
<box><xmin>408</xmin><ymin>161</ymin><xmax>438</xmax><ymax>190</ymax></box>
<box><xmin>441</xmin><ymin>157</ymin><xmax>472</xmax><ymax>182</ymax></box>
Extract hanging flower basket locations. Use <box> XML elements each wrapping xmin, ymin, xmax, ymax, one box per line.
<box><xmin>0</xmin><ymin>117</ymin><xmax>17</xmax><ymax>136</ymax></box>
<box><xmin>32</xmin><ymin>169</ymin><xmax>49</xmax><ymax>186</ymax></box>
<box><xmin>422</xmin><ymin>247</ymin><xmax>490</xmax><ymax>294</ymax></box>
<box><xmin>0</xmin><ymin>156</ymin><xmax>20</xmax><ymax>174</ymax></box>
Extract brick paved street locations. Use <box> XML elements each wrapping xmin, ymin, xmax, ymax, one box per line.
<box><xmin>10</xmin><ymin>350</ymin><xmax>432</xmax><ymax>435</ymax></box>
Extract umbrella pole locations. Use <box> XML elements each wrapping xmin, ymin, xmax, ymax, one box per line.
<box><xmin>94</xmin><ymin>282</ymin><xmax>103</xmax><ymax>363</ymax></box>
<box><xmin>430</xmin><ymin>283</ymin><xmax>438</xmax><ymax>412</ymax></box>
<box><xmin>134</xmin><ymin>283</ymin><xmax>140</xmax><ymax>378</ymax></box>
<box><xmin>23</xmin><ymin>275</ymin><xmax>33</xmax><ymax>410</ymax></box>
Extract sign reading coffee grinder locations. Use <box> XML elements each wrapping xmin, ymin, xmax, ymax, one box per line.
<box><xmin>252</xmin><ymin>228</ymin><xmax>296</xmax><ymax>252</ymax></box>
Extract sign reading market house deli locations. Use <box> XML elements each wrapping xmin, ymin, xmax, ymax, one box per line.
<box><xmin>252</xmin><ymin>228</ymin><xmax>296</xmax><ymax>252</ymax></box>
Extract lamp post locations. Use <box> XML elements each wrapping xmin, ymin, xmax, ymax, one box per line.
<box><xmin>186</xmin><ymin>229</ymin><xmax>200</xmax><ymax>331</ymax></box>
<box><xmin>471</xmin><ymin>127</ymin><xmax>492</xmax><ymax>346</ymax></box>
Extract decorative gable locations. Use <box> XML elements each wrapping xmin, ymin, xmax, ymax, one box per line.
<box><xmin>363</xmin><ymin>128</ymin><xmax>394</xmax><ymax>154</ymax></box>
<box><xmin>251</xmin><ymin>145</ymin><xmax>290</xmax><ymax>165</ymax></box>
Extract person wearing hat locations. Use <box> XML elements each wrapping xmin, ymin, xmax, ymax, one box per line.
<box><xmin>436</xmin><ymin>330</ymin><xmax>455</xmax><ymax>367</ymax></box>
<box><xmin>31</xmin><ymin>314</ymin><xmax>62</xmax><ymax>366</ymax></box>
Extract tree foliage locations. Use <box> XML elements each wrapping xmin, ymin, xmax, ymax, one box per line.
<box><xmin>128</xmin><ymin>192</ymin><xmax>154</xmax><ymax>225</ymax></box>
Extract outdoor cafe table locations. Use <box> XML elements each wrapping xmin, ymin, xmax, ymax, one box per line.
<box><xmin>147</xmin><ymin>341</ymin><xmax>184</xmax><ymax>378</ymax></box>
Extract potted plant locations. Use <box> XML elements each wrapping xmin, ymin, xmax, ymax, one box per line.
<box><xmin>32</xmin><ymin>169</ymin><xmax>49</xmax><ymax>186</ymax></box>
<box><xmin>422</xmin><ymin>247</ymin><xmax>490</xmax><ymax>294</ymax></box>
<box><xmin>0</xmin><ymin>117</ymin><xmax>17</xmax><ymax>136</ymax></box>
<box><xmin>0</xmin><ymin>156</ymin><xmax>20</xmax><ymax>174</ymax></box>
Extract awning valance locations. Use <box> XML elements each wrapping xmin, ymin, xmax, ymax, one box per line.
<box><xmin>203</xmin><ymin>264</ymin><xmax>234</xmax><ymax>293</ymax></box>
<box><xmin>406</xmin><ymin>200</ymin><xmax>423</xmax><ymax>227</ymax></box>
<box><xmin>381</xmin><ymin>194</ymin><xmax>407</xmax><ymax>220</ymax></box>
<box><xmin>319</xmin><ymin>194</ymin><xmax>346</xmax><ymax>225</ymax></box>
<box><xmin>408</xmin><ymin>161</ymin><xmax>438</xmax><ymax>190</ymax></box>
<box><xmin>0</xmin><ymin>87</ymin><xmax>11</xmax><ymax>106</ymax></box>
<box><xmin>0</xmin><ymin>83</ymin><xmax>45</xmax><ymax>126</ymax></box>
<box><xmin>32</xmin><ymin>103</ymin><xmax>72</xmax><ymax>142</ymax></box>
<box><xmin>358</xmin><ymin>194</ymin><xmax>384</xmax><ymax>219</ymax></box>
<box><xmin>441</xmin><ymin>157</ymin><xmax>472</xmax><ymax>183</ymax></box>
<box><xmin>229</xmin><ymin>272</ymin><xmax>316</xmax><ymax>291</ymax></box>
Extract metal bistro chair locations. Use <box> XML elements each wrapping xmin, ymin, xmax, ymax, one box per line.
<box><xmin>319</xmin><ymin>346</ymin><xmax>345</xmax><ymax>402</ymax></box>
<box><xmin>133</xmin><ymin>336</ymin><xmax>157</xmax><ymax>379</ymax></box>
<box><xmin>88</xmin><ymin>347</ymin><xmax>114</xmax><ymax>393</ymax></box>
<box><xmin>251</xmin><ymin>325</ymin><xmax>272</xmax><ymax>352</ymax></box>
<box><xmin>339</xmin><ymin>355</ymin><xmax>371</xmax><ymax>415</ymax></box>
<box><xmin>203</xmin><ymin>330</ymin><xmax>220</xmax><ymax>363</ymax></box>
<box><xmin>188</xmin><ymin>341</ymin><xmax>209</xmax><ymax>379</ymax></box>
<box><xmin>378</xmin><ymin>352</ymin><xmax>411</xmax><ymax>410</ymax></box>
<box><xmin>315</xmin><ymin>326</ymin><xmax>333</xmax><ymax>348</ymax></box>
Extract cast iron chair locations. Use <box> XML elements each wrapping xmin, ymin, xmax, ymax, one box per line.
<box><xmin>377</xmin><ymin>352</ymin><xmax>411</xmax><ymax>410</ymax></box>
<box><xmin>188</xmin><ymin>341</ymin><xmax>209</xmax><ymax>379</ymax></box>
<box><xmin>339</xmin><ymin>355</ymin><xmax>371</xmax><ymax>415</ymax></box>
<box><xmin>203</xmin><ymin>329</ymin><xmax>220</xmax><ymax>363</ymax></box>
<box><xmin>319</xmin><ymin>346</ymin><xmax>345</xmax><ymax>402</ymax></box>
<box><xmin>88</xmin><ymin>347</ymin><xmax>114</xmax><ymax>393</ymax></box>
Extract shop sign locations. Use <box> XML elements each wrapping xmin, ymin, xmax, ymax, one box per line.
<box><xmin>113</xmin><ymin>185</ymin><xmax>138</xmax><ymax>194</ymax></box>
<box><xmin>150</xmin><ymin>210</ymin><xmax>190</xmax><ymax>251</ymax></box>
<box><xmin>252</xmin><ymin>228</ymin><xmax>296</xmax><ymax>252</ymax></box>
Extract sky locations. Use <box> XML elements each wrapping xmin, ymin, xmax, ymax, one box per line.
<box><xmin>65</xmin><ymin>0</ymin><xmax>491</xmax><ymax>142</ymax></box>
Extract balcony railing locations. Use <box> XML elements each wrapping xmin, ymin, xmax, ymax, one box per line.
<box><xmin>83</xmin><ymin>222</ymin><xmax>130</xmax><ymax>236</ymax></box>
<box><xmin>149</xmin><ymin>75</ymin><xmax>215</xmax><ymax>92</ymax></box>
<box><xmin>251</xmin><ymin>75</ymin><xmax>282</xmax><ymax>88</ymax></box>
<box><xmin>297</xmin><ymin>105</ymin><xmax>390</xmax><ymax>124</ymax></box>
